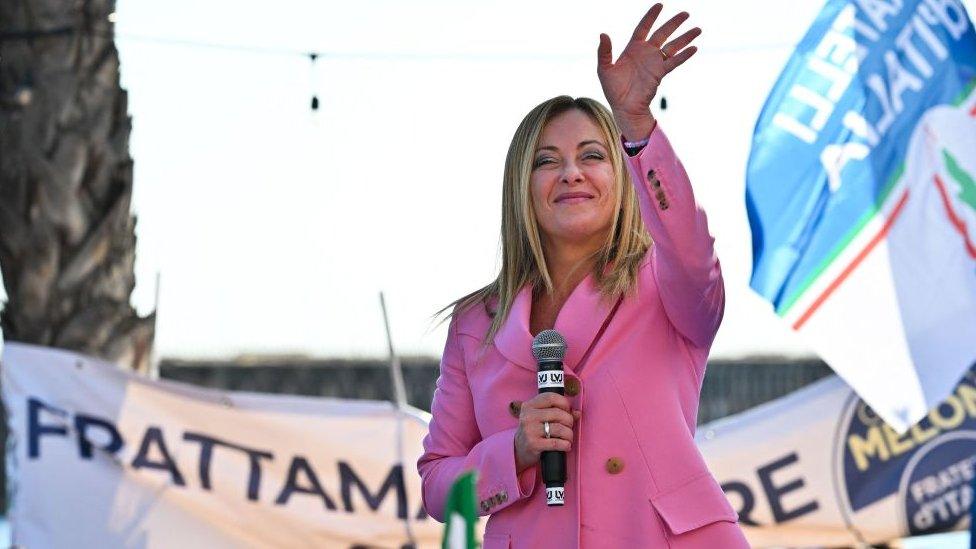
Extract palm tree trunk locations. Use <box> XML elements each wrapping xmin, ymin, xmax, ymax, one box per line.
<box><xmin>0</xmin><ymin>0</ymin><xmax>154</xmax><ymax>373</ymax></box>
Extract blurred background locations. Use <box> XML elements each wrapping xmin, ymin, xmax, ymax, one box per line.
<box><xmin>6</xmin><ymin>0</ymin><xmax>831</xmax><ymax>362</ymax></box>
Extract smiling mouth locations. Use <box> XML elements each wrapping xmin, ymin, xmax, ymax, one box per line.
<box><xmin>555</xmin><ymin>193</ymin><xmax>594</xmax><ymax>204</ymax></box>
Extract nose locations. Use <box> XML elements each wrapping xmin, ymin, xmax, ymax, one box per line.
<box><xmin>560</xmin><ymin>159</ymin><xmax>584</xmax><ymax>185</ymax></box>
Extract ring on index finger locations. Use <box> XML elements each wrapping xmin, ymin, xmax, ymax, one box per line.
<box><xmin>544</xmin><ymin>421</ymin><xmax>552</xmax><ymax>439</ymax></box>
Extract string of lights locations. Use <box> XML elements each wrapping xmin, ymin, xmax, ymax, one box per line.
<box><xmin>1</xmin><ymin>23</ymin><xmax>794</xmax><ymax>112</ymax></box>
<box><xmin>0</xmin><ymin>24</ymin><xmax>794</xmax><ymax>60</ymax></box>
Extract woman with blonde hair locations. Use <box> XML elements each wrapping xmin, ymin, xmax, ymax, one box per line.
<box><xmin>418</xmin><ymin>4</ymin><xmax>748</xmax><ymax>547</ymax></box>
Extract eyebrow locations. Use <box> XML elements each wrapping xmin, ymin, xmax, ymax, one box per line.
<box><xmin>535</xmin><ymin>140</ymin><xmax>608</xmax><ymax>153</ymax></box>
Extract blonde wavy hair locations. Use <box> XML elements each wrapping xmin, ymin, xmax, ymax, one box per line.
<box><xmin>442</xmin><ymin>95</ymin><xmax>651</xmax><ymax>345</ymax></box>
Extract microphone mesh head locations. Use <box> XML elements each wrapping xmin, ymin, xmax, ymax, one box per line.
<box><xmin>531</xmin><ymin>329</ymin><xmax>567</xmax><ymax>362</ymax></box>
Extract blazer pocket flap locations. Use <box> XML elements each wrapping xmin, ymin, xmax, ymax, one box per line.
<box><xmin>649</xmin><ymin>473</ymin><xmax>738</xmax><ymax>535</ymax></box>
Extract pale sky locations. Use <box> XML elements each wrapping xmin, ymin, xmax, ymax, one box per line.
<box><xmin>4</xmin><ymin>0</ymin><xmax>975</xmax><ymax>361</ymax></box>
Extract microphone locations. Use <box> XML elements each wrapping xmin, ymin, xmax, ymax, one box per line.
<box><xmin>531</xmin><ymin>329</ymin><xmax>567</xmax><ymax>507</ymax></box>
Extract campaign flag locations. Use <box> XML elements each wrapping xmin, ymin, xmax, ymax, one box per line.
<box><xmin>442</xmin><ymin>471</ymin><xmax>478</xmax><ymax>549</ymax></box>
<box><xmin>746</xmin><ymin>0</ymin><xmax>976</xmax><ymax>432</ymax></box>
<box><xmin>698</xmin><ymin>363</ymin><xmax>976</xmax><ymax>547</ymax></box>
<box><xmin>971</xmin><ymin>471</ymin><xmax>976</xmax><ymax>549</ymax></box>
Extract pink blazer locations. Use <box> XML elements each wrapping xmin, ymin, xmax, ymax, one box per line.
<box><xmin>418</xmin><ymin>125</ymin><xmax>747</xmax><ymax>548</ymax></box>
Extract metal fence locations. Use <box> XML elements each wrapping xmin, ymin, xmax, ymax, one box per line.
<box><xmin>161</xmin><ymin>357</ymin><xmax>834</xmax><ymax>425</ymax></box>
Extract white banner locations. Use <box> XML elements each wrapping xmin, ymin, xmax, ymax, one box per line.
<box><xmin>698</xmin><ymin>362</ymin><xmax>976</xmax><ymax>547</ymax></box>
<box><xmin>1</xmin><ymin>342</ymin><xmax>442</xmax><ymax>548</ymax></box>
<box><xmin>11</xmin><ymin>340</ymin><xmax>973</xmax><ymax>548</ymax></box>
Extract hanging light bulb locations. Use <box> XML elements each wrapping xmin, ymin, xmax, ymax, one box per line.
<box><xmin>309</xmin><ymin>52</ymin><xmax>319</xmax><ymax>112</ymax></box>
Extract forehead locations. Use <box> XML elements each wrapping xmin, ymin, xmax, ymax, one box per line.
<box><xmin>537</xmin><ymin>109</ymin><xmax>606</xmax><ymax>147</ymax></box>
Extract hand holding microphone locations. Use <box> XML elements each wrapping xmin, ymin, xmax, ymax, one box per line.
<box><xmin>513</xmin><ymin>329</ymin><xmax>576</xmax><ymax>507</ymax></box>
<box><xmin>514</xmin><ymin>393</ymin><xmax>576</xmax><ymax>471</ymax></box>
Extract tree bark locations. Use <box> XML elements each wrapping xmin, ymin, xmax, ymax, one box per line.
<box><xmin>0</xmin><ymin>0</ymin><xmax>154</xmax><ymax>373</ymax></box>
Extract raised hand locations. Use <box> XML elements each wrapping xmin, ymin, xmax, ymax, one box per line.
<box><xmin>597</xmin><ymin>4</ymin><xmax>701</xmax><ymax>140</ymax></box>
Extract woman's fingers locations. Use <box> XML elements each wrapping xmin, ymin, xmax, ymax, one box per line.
<box><xmin>527</xmin><ymin>422</ymin><xmax>572</xmax><ymax>453</ymax></box>
<box><xmin>648</xmin><ymin>10</ymin><xmax>690</xmax><ymax>48</ymax></box>
<box><xmin>540</xmin><ymin>421</ymin><xmax>574</xmax><ymax>443</ymax></box>
<box><xmin>516</xmin><ymin>394</ymin><xmax>580</xmax><ymax>459</ymax></box>
<box><xmin>543</xmin><ymin>438</ymin><xmax>572</xmax><ymax>452</ymax></box>
<box><xmin>514</xmin><ymin>414</ymin><xmax>574</xmax><ymax>462</ymax></box>
<box><xmin>524</xmin><ymin>407</ymin><xmax>575</xmax><ymax>430</ymax></box>
<box><xmin>631</xmin><ymin>3</ymin><xmax>664</xmax><ymax>42</ymax></box>
<box><xmin>664</xmin><ymin>45</ymin><xmax>698</xmax><ymax>75</ymax></box>
<box><xmin>662</xmin><ymin>27</ymin><xmax>701</xmax><ymax>58</ymax></box>
<box><xmin>526</xmin><ymin>392</ymin><xmax>572</xmax><ymax>412</ymax></box>
<box><xmin>597</xmin><ymin>33</ymin><xmax>613</xmax><ymax>70</ymax></box>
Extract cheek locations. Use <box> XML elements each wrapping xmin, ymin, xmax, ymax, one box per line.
<box><xmin>530</xmin><ymin>175</ymin><xmax>554</xmax><ymax>213</ymax></box>
<box><xmin>592</xmin><ymin>169</ymin><xmax>617</xmax><ymax>208</ymax></box>
<box><xmin>595</xmin><ymin>176</ymin><xmax>620</xmax><ymax>229</ymax></box>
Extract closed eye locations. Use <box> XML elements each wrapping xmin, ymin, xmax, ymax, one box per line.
<box><xmin>533</xmin><ymin>157</ymin><xmax>556</xmax><ymax>169</ymax></box>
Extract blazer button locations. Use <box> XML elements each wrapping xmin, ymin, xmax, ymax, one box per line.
<box><xmin>605</xmin><ymin>457</ymin><xmax>625</xmax><ymax>474</ymax></box>
<box><xmin>565</xmin><ymin>377</ymin><xmax>581</xmax><ymax>396</ymax></box>
<box><xmin>508</xmin><ymin>400</ymin><xmax>522</xmax><ymax>418</ymax></box>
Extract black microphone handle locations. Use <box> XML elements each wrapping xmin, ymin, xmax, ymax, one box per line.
<box><xmin>537</xmin><ymin>362</ymin><xmax>566</xmax><ymax>506</ymax></box>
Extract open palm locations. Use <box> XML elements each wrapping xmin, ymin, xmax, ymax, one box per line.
<box><xmin>598</xmin><ymin>4</ymin><xmax>701</xmax><ymax>123</ymax></box>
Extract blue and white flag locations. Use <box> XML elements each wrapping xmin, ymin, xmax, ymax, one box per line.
<box><xmin>746</xmin><ymin>0</ymin><xmax>976</xmax><ymax>432</ymax></box>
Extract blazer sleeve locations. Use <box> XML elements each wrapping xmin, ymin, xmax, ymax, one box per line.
<box><xmin>623</xmin><ymin>123</ymin><xmax>725</xmax><ymax>350</ymax></box>
<box><xmin>417</xmin><ymin>318</ymin><xmax>537</xmax><ymax>522</ymax></box>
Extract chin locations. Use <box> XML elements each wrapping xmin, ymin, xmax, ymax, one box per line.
<box><xmin>550</xmin><ymin>223</ymin><xmax>610</xmax><ymax>245</ymax></box>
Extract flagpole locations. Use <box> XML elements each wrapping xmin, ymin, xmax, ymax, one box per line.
<box><xmin>380</xmin><ymin>292</ymin><xmax>409</xmax><ymax>408</ymax></box>
<box><xmin>379</xmin><ymin>291</ymin><xmax>417</xmax><ymax>547</ymax></box>
<box><xmin>148</xmin><ymin>270</ymin><xmax>162</xmax><ymax>379</ymax></box>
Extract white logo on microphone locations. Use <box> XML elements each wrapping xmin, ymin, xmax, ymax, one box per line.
<box><xmin>546</xmin><ymin>487</ymin><xmax>565</xmax><ymax>505</ymax></box>
<box><xmin>537</xmin><ymin>371</ymin><xmax>564</xmax><ymax>389</ymax></box>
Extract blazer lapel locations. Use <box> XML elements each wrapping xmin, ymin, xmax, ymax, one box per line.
<box><xmin>493</xmin><ymin>275</ymin><xmax>615</xmax><ymax>373</ymax></box>
<box><xmin>493</xmin><ymin>285</ymin><xmax>536</xmax><ymax>371</ymax></box>
<box><xmin>554</xmin><ymin>274</ymin><xmax>613</xmax><ymax>372</ymax></box>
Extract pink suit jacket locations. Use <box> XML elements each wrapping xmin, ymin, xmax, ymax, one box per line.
<box><xmin>418</xmin><ymin>124</ymin><xmax>748</xmax><ymax>548</ymax></box>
